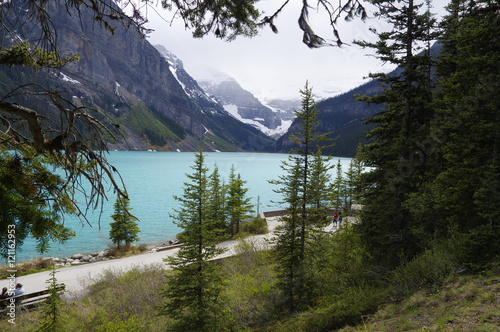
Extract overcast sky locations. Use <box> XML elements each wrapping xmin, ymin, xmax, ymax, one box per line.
<box><xmin>140</xmin><ymin>0</ymin><xmax>449</xmax><ymax>101</ymax></box>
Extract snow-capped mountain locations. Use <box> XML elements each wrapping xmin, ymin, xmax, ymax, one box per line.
<box><xmin>0</xmin><ymin>0</ymin><xmax>275</xmax><ymax>153</ymax></box>
<box><xmin>154</xmin><ymin>46</ymin><xmax>220</xmax><ymax>108</ymax></box>
<box><xmin>186</xmin><ymin>67</ymin><xmax>298</xmax><ymax>139</ymax></box>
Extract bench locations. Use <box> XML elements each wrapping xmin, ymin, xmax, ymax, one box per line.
<box><xmin>0</xmin><ymin>285</ymin><xmax>65</xmax><ymax>313</ymax></box>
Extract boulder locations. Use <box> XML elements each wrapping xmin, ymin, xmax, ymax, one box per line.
<box><xmin>71</xmin><ymin>253</ymin><xmax>84</xmax><ymax>260</ymax></box>
<box><xmin>80</xmin><ymin>255</ymin><xmax>92</xmax><ymax>262</ymax></box>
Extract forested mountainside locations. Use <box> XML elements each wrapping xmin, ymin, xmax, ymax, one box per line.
<box><xmin>276</xmin><ymin>43</ymin><xmax>442</xmax><ymax>157</ymax></box>
<box><xmin>0</xmin><ymin>0</ymin><xmax>274</xmax><ymax>152</ymax></box>
<box><xmin>275</xmin><ymin>78</ymin><xmax>382</xmax><ymax>157</ymax></box>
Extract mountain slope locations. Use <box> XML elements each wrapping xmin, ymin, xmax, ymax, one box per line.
<box><xmin>0</xmin><ymin>0</ymin><xmax>274</xmax><ymax>152</ymax></box>
<box><xmin>275</xmin><ymin>79</ymin><xmax>382</xmax><ymax>157</ymax></box>
<box><xmin>275</xmin><ymin>43</ymin><xmax>443</xmax><ymax>157</ymax></box>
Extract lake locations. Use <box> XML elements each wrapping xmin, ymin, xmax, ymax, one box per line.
<box><xmin>10</xmin><ymin>151</ymin><xmax>352</xmax><ymax>263</ymax></box>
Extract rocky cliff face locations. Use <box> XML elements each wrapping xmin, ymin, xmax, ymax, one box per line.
<box><xmin>1</xmin><ymin>0</ymin><xmax>274</xmax><ymax>152</ymax></box>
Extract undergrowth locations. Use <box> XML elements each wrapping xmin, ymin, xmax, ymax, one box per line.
<box><xmin>3</xmin><ymin>227</ymin><xmax>499</xmax><ymax>331</ymax></box>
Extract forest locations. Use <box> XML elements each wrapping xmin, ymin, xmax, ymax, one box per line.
<box><xmin>1</xmin><ymin>0</ymin><xmax>499</xmax><ymax>331</ymax></box>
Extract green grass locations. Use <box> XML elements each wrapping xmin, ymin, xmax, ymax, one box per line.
<box><xmin>338</xmin><ymin>268</ymin><xmax>500</xmax><ymax>331</ymax></box>
<box><xmin>4</xmin><ymin>228</ymin><xmax>499</xmax><ymax>332</ymax></box>
<box><xmin>0</xmin><ymin>257</ymin><xmax>54</xmax><ymax>279</ymax></box>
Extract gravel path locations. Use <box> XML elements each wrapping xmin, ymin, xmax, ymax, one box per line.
<box><xmin>3</xmin><ymin>216</ymin><xmax>343</xmax><ymax>300</ymax></box>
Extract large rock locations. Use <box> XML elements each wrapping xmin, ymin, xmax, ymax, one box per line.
<box><xmin>71</xmin><ymin>253</ymin><xmax>84</xmax><ymax>260</ymax></box>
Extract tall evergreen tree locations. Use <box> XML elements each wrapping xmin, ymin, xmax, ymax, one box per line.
<box><xmin>226</xmin><ymin>165</ymin><xmax>254</xmax><ymax>235</ymax></box>
<box><xmin>331</xmin><ymin>159</ymin><xmax>346</xmax><ymax>212</ymax></box>
<box><xmin>344</xmin><ymin>145</ymin><xmax>365</xmax><ymax>213</ymax></box>
<box><xmin>354</xmin><ymin>0</ymin><xmax>438</xmax><ymax>267</ymax></box>
<box><xmin>417</xmin><ymin>0</ymin><xmax>500</xmax><ymax>242</ymax></box>
<box><xmin>309</xmin><ymin>152</ymin><xmax>334</xmax><ymax>222</ymax></box>
<box><xmin>271</xmin><ymin>157</ymin><xmax>305</xmax><ymax>312</ymax></box>
<box><xmin>109</xmin><ymin>194</ymin><xmax>140</xmax><ymax>248</ymax></box>
<box><xmin>207</xmin><ymin>164</ymin><xmax>228</xmax><ymax>233</ymax></box>
<box><xmin>270</xmin><ymin>82</ymin><xmax>334</xmax><ymax>312</ymax></box>
<box><xmin>160</xmin><ymin>149</ymin><xmax>228</xmax><ymax>332</ymax></box>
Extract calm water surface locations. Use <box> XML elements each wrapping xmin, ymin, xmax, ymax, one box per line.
<box><xmin>11</xmin><ymin>152</ymin><xmax>352</xmax><ymax>262</ymax></box>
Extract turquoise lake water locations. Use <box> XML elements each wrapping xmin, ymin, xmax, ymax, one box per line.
<box><xmin>10</xmin><ymin>151</ymin><xmax>352</xmax><ymax>263</ymax></box>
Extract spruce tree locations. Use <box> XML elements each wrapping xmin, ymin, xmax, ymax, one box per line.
<box><xmin>270</xmin><ymin>82</ymin><xmax>334</xmax><ymax>312</ymax></box>
<box><xmin>271</xmin><ymin>157</ymin><xmax>304</xmax><ymax>311</ymax></box>
<box><xmin>226</xmin><ymin>165</ymin><xmax>254</xmax><ymax>235</ymax></box>
<box><xmin>344</xmin><ymin>145</ymin><xmax>364</xmax><ymax>213</ymax></box>
<box><xmin>160</xmin><ymin>149</ymin><xmax>228</xmax><ymax>332</ymax></box>
<box><xmin>418</xmin><ymin>0</ymin><xmax>500</xmax><ymax>251</ymax></box>
<box><xmin>36</xmin><ymin>266</ymin><xmax>65</xmax><ymax>332</ymax></box>
<box><xmin>332</xmin><ymin>159</ymin><xmax>346</xmax><ymax>212</ymax></box>
<box><xmin>309</xmin><ymin>152</ymin><xmax>334</xmax><ymax>223</ymax></box>
<box><xmin>207</xmin><ymin>164</ymin><xmax>228</xmax><ymax>233</ymax></box>
<box><xmin>109</xmin><ymin>194</ymin><xmax>140</xmax><ymax>248</ymax></box>
<box><xmin>354</xmin><ymin>0</ymin><xmax>438</xmax><ymax>267</ymax></box>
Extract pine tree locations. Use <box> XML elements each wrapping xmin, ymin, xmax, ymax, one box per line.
<box><xmin>270</xmin><ymin>82</ymin><xmax>334</xmax><ymax>312</ymax></box>
<box><xmin>109</xmin><ymin>194</ymin><xmax>140</xmax><ymax>248</ymax></box>
<box><xmin>160</xmin><ymin>149</ymin><xmax>228</xmax><ymax>332</ymax></box>
<box><xmin>309</xmin><ymin>152</ymin><xmax>334</xmax><ymax>223</ymax></box>
<box><xmin>271</xmin><ymin>157</ymin><xmax>304</xmax><ymax>311</ymax></box>
<box><xmin>226</xmin><ymin>165</ymin><xmax>254</xmax><ymax>235</ymax></box>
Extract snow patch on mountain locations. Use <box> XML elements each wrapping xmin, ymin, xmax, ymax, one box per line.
<box><xmin>59</xmin><ymin>72</ymin><xmax>81</xmax><ymax>85</ymax></box>
<box><xmin>224</xmin><ymin>104</ymin><xmax>291</xmax><ymax>138</ymax></box>
<box><xmin>154</xmin><ymin>45</ymin><xmax>214</xmax><ymax>103</ymax></box>
<box><xmin>154</xmin><ymin>48</ymin><xmax>295</xmax><ymax>139</ymax></box>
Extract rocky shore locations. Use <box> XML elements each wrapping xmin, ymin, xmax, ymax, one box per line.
<box><xmin>51</xmin><ymin>250</ymin><xmax>112</xmax><ymax>266</ymax></box>
<box><xmin>43</xmin><ymin>240</ymin><xmax>183</xmax><ymax>267</ymax></box>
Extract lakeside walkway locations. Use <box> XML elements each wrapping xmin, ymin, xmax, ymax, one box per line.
<box><xmin>4</xmin><ymin>213</ymin><xmax>344</xmax><ymax>300</ymax></box>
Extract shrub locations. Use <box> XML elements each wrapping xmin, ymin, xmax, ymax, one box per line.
<box><xmin>222</xmin><ymin>239</ymin><xmax>282</xmax><ymax>328</ymax></box>
<box><xmin>308</xmin><ymin>224</ymin><xmax>372</xmax><ymax>304</ymax></box>
<box><xmin>0</xmin><ymin>257</ymin><xmax>54</xmax><ymax>278</ymax></box>
<box><xmin>105</xmin><ymin>243</ymin><xmax>147</xmax><ymax>258</ymax></box>
<box><xmin>241</xmin><ymin>216</ymin><xmax>268</xmax><ymax>234</ymax></box>
<box><xmin>272</xmin><ymin>287</ymin><xmax>386</xmax><ymax>332</ymax></box>
<box><xmin>72</xmin><ymin>264</ymin><xmax>169</xmax><ymax>331</ymax></box>
<box><xmin>458</xmin><ymin>225</ymin><xmax>500</xmax><ymax>272</ymax></box>
<box><xmin>390</xmin><ymin>239</ymin><xmax>460</xmax><ymax>297</ymax></box>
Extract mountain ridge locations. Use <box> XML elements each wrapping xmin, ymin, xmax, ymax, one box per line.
<box><xmin>0</xmin><ymin>0</ymin><xmax>275</xmax><ymax>152</ymax></box>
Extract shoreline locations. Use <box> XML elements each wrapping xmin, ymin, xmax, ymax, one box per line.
<box><xmin>4</xmin><ymin>211</ymin><xmax>358</xmax><ymax>270</ymax></box>
<box><xmin>2</xmin><ymin>239</ymin><xmax>182</xmax><ymax>270</ymax></box>
<box><xmin>0</xmin><ymin>216</ymin><xmax>285</xmax><ymax>297</ymax></box>
<box><xmin>0</xmin><ymin>214</ymin><xmax>351</xmax><ymax>298</ymax></box>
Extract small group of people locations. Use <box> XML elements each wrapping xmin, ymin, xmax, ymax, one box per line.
<box><xmin>332</xmin><ymin>211</ymin><xmax>342</xmax><ymax>227</ymax></box>
<box><xmin>0</xmin><ymin>283</ymin><xmax>25</xmax><ymax>299</ymax></box>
